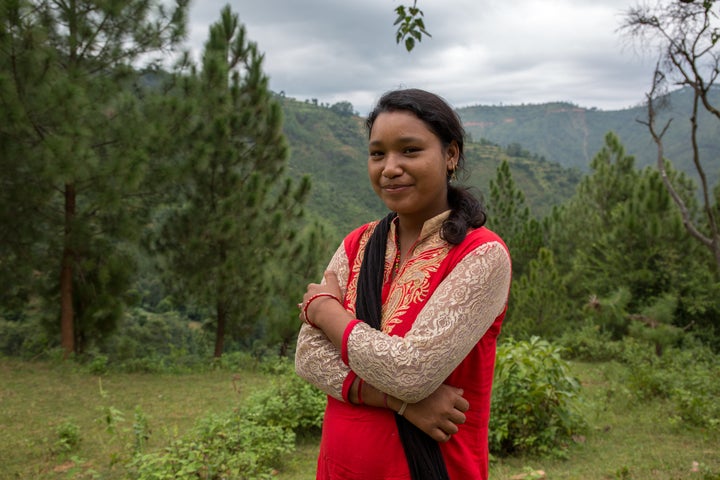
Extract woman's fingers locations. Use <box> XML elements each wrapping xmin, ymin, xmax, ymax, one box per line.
<box><xmin>448</xmin><ymin>408</ymin><xmax>466</xmax><ymax>426</ymax></box>
<box><xmin>454</xmin><ymin>395</ymin><xmax>470</xmax><ymax>413</ymax></box>
<box><xmin>434</xmin><ymin>426</ymin><xmax>456</xmax><ymax>443</ymax></box>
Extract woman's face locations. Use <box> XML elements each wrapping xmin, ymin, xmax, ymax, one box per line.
<box><xmin>368</xmin><ymin>110</ymin><xmax>457</xmax><ymax>224</ymax></box>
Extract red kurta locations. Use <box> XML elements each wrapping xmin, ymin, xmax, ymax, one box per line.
<box><xmin>297</xmin><ymin>213</ymin><xmax>511</xmax><ymax>480</ymax></box>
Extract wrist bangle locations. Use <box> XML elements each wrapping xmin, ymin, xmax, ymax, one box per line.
<box><xmin>357</xmin><ymin>378</ymin><xmax>364</xmax><ymax>405</ymax></box>
<box><xmin>397</xmin><ymin>401</ymin><xmax>408</xmax><ymax>416</ymax></box>
<box><xmin>302</xmin><ymin>293</ymin><xmax>341</xmax><ymax>327</ymax></box>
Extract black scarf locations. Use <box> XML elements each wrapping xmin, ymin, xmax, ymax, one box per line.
<box><xmin>355</xmin><ymin>212</ymin><xmax>450</xmax><ymax>480</ymax></box>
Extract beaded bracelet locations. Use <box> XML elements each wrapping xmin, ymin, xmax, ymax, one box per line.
<box><xmin>302</xmin><ymin>292</ymin><xmax>341</xmax><ymax>327</ymax></box>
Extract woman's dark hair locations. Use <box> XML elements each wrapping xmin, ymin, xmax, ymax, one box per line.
<box><xmin>356</xmin><ymin>213</ymin><xmax>449</xmax><ymax>480</ymax></box>
<box><xmin>366</xmin><ymin>88</ymin><xmax>486</xmax><ymax>244</ymax></box>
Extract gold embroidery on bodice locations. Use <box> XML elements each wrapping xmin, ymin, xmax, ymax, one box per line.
<box><xmin>346</xmin><ymin>212</ymin><xmax>452</xmax><ymax>333</ymax></box>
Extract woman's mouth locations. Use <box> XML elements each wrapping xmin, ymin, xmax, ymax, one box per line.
<box><xmin>383</xmin><ymin>184</ymin><xmax>411</xmax><ymax>193</ymax></box>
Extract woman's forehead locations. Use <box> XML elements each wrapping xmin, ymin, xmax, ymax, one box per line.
<box><xmin>369</xmin><ymin>111</ymin><xmax>434</xmax><ymax>139</ymax></box>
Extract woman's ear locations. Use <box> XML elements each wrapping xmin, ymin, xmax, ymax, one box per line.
<box><xmin>445</xmin><ymin>141</ymin><xmax>459</xmax><ymax>171</ymax></box>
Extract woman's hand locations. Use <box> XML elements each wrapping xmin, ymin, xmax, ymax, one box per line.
<box><xmin>303</xmin><ymin>271</ymin><xmax>342</xmax><ymax>303</ymax></box>
<box><xmin>402</xmin><ymin>384</ymin><xmax>469</xmax><ymax>443</ymax></box>
<box><xmin>301</xmin><ymin>271</ymin><xmax>344</xmax><ymax>324</ymax></box>
<box><xmin>299</xmin><ymin>272</ymin><xmax>355</xmax><ymax>349</ymax></box>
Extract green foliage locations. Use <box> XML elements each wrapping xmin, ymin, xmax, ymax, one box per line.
<box><xmin>3</xmin><ymin>355</ymin><xmax>720</xmax><ymax>478</ymax></box>
<box><xmin>584</xmin><ymin>288</ymin><xmax>632</xmax><ymax>340</ymax></box>
<box><xmin>504</xmin><ymin>248</ymin><xmax>573</xmax><ymax>340</ymax></box>
<box><xmin>0</xmin><ymin>315</ymin><xmax>53</xmax><ymax>358</ymax></box>
<box><xmin>541</xmin><ymin>131</ymin><xmax>719</xmax><ymax>348</ymax></box>
<box><xmin>618</xmin><ymin>338</ymin><xmax>720</xmax><ymax>430</ymax></box>
<box><xmin>55</xmin><ymin>420</ymin><xmax>82</xmax><ymax>453</ymax></box>
<box><xmin>245</xmin><ymin>359</ymin><xmax>326</xmax><ymax>436</ymax></box>
<box><xmin>486</xmin><ymin>159</ymin><xmax>544</xmax><ymax>277</ymax></box>
<box><xmin>280</xmin><ymin>96</ymin><xmax>384</xmax><ymax>239</ymax></box>
<box><xmin>464</xmin><ymin>141</ymin><xmax>580</xmax><ymax>222</ymax></box>
<box><xmin>129</xmin><ymin>413</ymin><xmax>294</xmax><ymax>480</ymax></box>
<box><xmin>394</xmin><ymin>1</ymin><xmax>431</xmax><ymax>51</ymax></box>
<box><xmin>96</xmin><ymin>309</ymin><xmax>211</xmax><ymax>372</ymax></box>
<box><xmin>132</xmin><ymin>407</ymin><xmax>151</xmax><ymax>455</ymax></box>
<box><xmin>329</xmin><ymin>101</ymin><xmax>356</xmax><ymax>116</ymax></box>
<box><xmin>87</xmin><ymin>354</ymin><xmax>110</xmax><ymax>375</ymax></box>
<box><xmin>127</xmin><ymin>358</ymin><xmax>322</xmax><ymax>479</ymax></box>
<box><xmin>66</xmin><ymin>245</ymin><xmax>139</xmax><ymax>354</ymax></box>
<box><xmin>259</xmin><ymin>221</ymin><xmax>334</xmax><ymax>356</ymax></box>
<box><xmin>0</xmin><ymin>0</ymin><xmax>191</xmax><ymax>354</ymax></box>
<box><xmin>490</xmin><ymin>337</ymin><xmax>585</xmax><ymax>457</ymax></box>
<box><xmin>627</xmin><ymin>293</ymin><xmax>686</xmax><ymax>355</ymax></box>
<box><xmin>558</xmin><ymin>322</ymin><xmax>624</xmax><ymax>362</ymax></box>
<box><xmin>154</xmin><ymin>6</ymin><xmax>310</xmax><ymax>357</ymax></box>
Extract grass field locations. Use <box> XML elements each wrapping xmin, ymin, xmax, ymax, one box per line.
<box><xmin>1</xmin><ymin>358</ymin><xmax>718</xmax><ymax>479</ymax></box>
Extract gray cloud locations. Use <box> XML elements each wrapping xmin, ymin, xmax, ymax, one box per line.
<box><xmin>184</xmin><ymin>0</ymin><xmax>656</xmax><ymax>115</ymax></box>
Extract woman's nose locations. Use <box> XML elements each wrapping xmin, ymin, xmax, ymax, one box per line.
<box><xmin>382</xmin><ymin>153</ymin><xmax>403</xmax><ymax>178</ymax></box>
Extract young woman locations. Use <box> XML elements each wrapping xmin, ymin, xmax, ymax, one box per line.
<box><xmin>295</xmin><ymin>88</ymin><xmax>511</xmax><ymax>480</ymax></box>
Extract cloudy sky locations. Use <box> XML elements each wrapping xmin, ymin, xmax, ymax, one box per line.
<box><xmin>183</xmin><ymin>0</ymin><xmax>657</xmax><ymax>116</ymax></box>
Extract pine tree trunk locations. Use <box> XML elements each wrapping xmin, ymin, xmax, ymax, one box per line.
<box><xmin>214</xmin><ymin>301</ymin><xmax>226</xmax><ymax>358</ymax></box>
<box><xmin>60</xmin><ymin>183</ymin><xmax>76</xmax><ymax>358</ymax></box>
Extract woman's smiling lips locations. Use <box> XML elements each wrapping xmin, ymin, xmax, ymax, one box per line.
<box><xmin>382</xmin><ymin>183</ymin><xmax>412</xmax><ymax>193</ymax></box>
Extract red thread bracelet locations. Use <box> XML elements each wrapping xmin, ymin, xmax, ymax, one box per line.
<box><xmin>302</xmin><ymin>293</ymin><xmax>341</xmax><ymax>327</ymax></box>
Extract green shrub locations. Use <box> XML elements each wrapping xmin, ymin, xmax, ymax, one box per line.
<box><xmin>128</xmin><ymin>414</ymin><xmax>294</xmax><ymax>480</ymax></box>
<box><xmin>617</xmin><ymin>338</ymin><xmax>673</xmax><ymax>398</ymax></box>
<box><xmin>103</xmin><ymin>309</ymin><xmax>212</xmax><ymax>367</ymax></box>
<box><xmin>490</xmin><ymin>336</ymin><xmax>585</xmax><ymax>457</ymax></box>
<box><xmin>132</xmin><ymin>406</ymin><xmax>151</xmax><ymax>454</ymax></box>
<box><xmin>55</xmin><ymin>420</ymin><xmax>82</xmax><ymax>453</ymax></box>
<box><xmin>559</xmin><ymin>322</ymin><xmax>624</xmax><ymax>361</ymax></box>
<box><xmin>87</xmin><ymin>353</ymin><xmax>109</xmax><ymax>375</ymax></box>
<box><xmin>127</xmin><ymin>357</ymin><xmax>324</xmax><ymax>479</ymax></box>
<box><xmin>619</xmin><ymin>338</ymin><xmax>720</xmax><ymax>429</ymax></box>
<box><xmin>215</xmin><ymin>350</ymin><xmax>263</xmax><ymax>371</ymax></box>
<box><xmin>244</xmin><ymin>358</ymin><xmax>325</xmax><ymax>435</ymax></box>
<box><xmin>0</xmin><ymin>317</ymin><xmax>54</xmax><ymax>358</ymax></box>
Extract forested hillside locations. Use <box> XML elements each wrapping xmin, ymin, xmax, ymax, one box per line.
<box><xmin>279</xmin><ymin>96</ymin><xmax>582</xmax><ymax>237</ymax></box>
<box><xmin>280</xmin><ymin>86</ymin><xmax>719</xmax><ymax>239</ymax></box>
<box><xmin>458</xmin><ymin>86</ymin><xmax>720</xmax><ymax>186</ymax></box>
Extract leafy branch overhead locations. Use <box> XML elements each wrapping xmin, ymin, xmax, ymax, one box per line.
<box><xmin>394</xmin><ymin>1</ymin><xmax>431</xmax><ymax>51</ymax></box>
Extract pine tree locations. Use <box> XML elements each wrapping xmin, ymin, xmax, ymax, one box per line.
<box><xmin>486</xmin><ymin>159</ymin><xmax>543</xmax><ymax>277</ymax></box>
<box><xmin>0</xmin><ymin>0</ymin><xmax>189</xmax><ymax>356</ymax></box>
<box><xmin>546</xmin><ymin>132</ymin><xmax>718</xmax><ymax>343</ymax></box>
<box><xmin>547</xmin><ymin>132</ymin><xmax>639</xmax><ymax>278</ymax></box>
<box><xmin>262</xmin><ymin>220</ymin><xmax>333</xmax><ymax>356</ymax></box>
<box><xmin>505</xmin><ymin>247</ymin><xmax>572</xmax><ymax>339</ymax></box>
<box><xmin>156</xmin><ymin>6</ymin><xmax>310</xmax><ymax>358</ymax></box>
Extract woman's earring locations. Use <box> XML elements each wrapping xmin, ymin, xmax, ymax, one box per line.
<box><xmin>449</xmin><ymin>165</ymin><xmax>458</xmax><ymax>183</ymax></box>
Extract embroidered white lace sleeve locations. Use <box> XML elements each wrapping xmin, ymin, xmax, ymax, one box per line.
<box><xmin>346</xmin><ymin>241</ymin><xmax>511</xmax><ymax>403</ymax></box>
<box><xmin>294</xmin><ymin>243</ymin><xmax>351</xmax><ymax>401</ymax></box>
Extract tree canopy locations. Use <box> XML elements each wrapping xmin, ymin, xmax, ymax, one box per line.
<box><xmin>0</xmin><ymin>0</ymin><xmax>190</xmax><ymax>356</ymax></box>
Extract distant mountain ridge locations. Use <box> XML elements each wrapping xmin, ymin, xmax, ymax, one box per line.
<box><xmin>457</xmin><ymin>86</ymin><xmax>719</xmax><ymax>186</ymax></box>
<box><xmin>278</xmin><ymin>86</ymin><xmax>717</xmax><ymax>238</ymax></box>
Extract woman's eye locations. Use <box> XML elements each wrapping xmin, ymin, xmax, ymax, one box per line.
<box><xmin>369</xmin><ymin>151</ymin><xmax>384</xmax><ymax>158</ymax></box>
<box><xmin>404</xmin><ymin>147</ymin><xmax>420</xmax><ymax>154</ymax></box>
